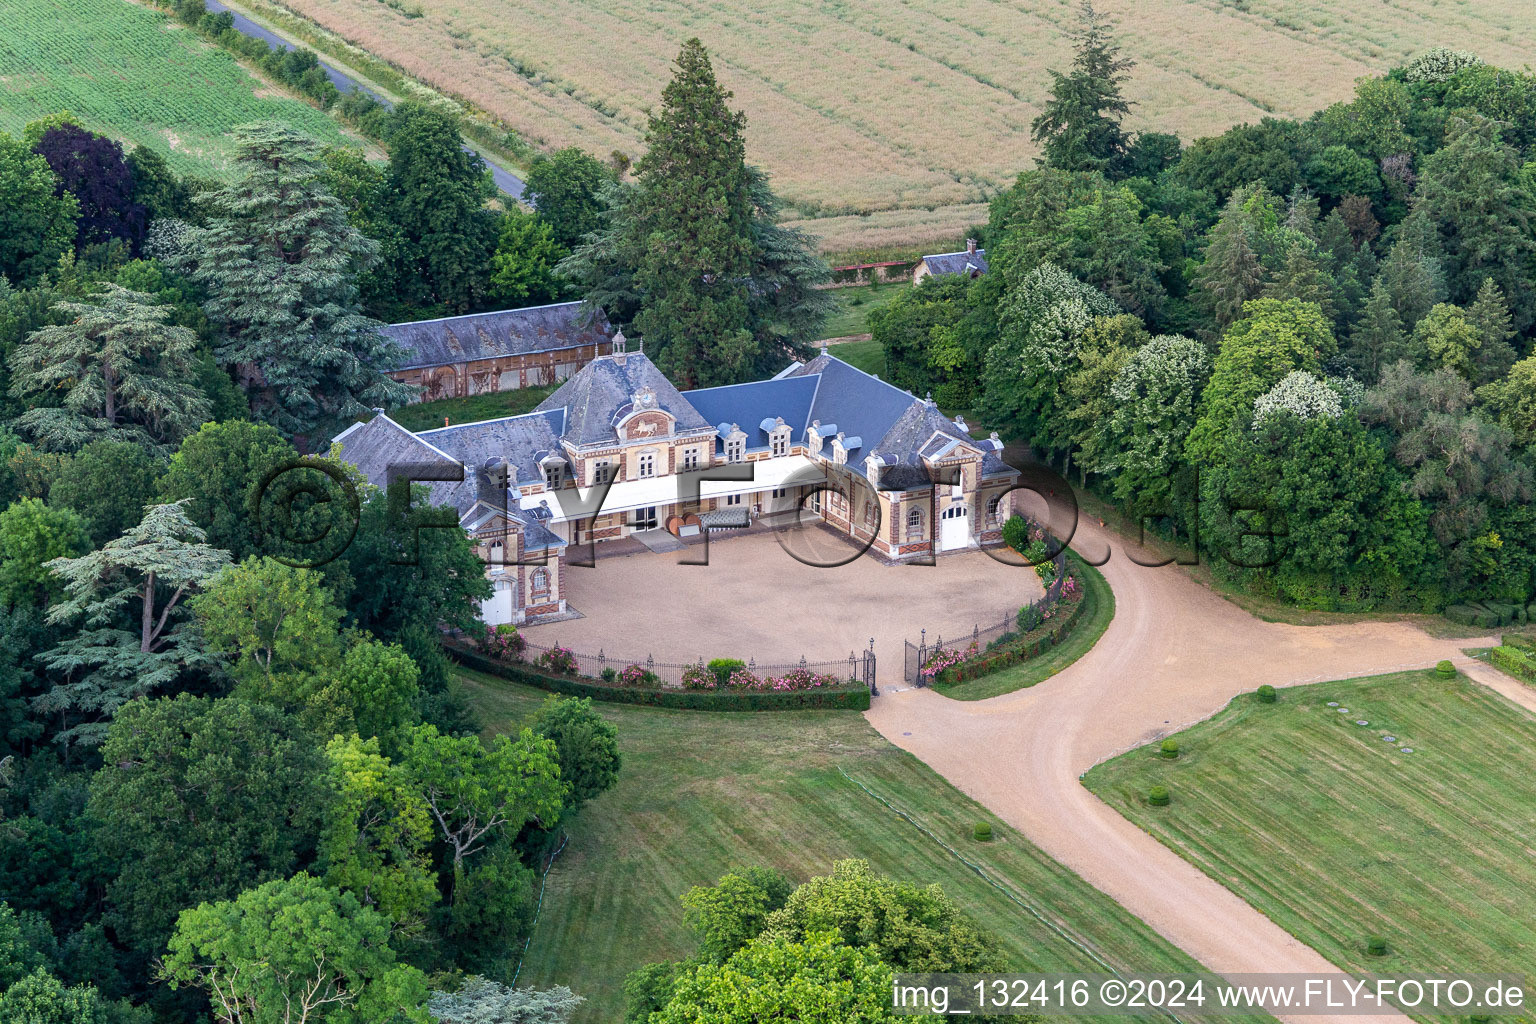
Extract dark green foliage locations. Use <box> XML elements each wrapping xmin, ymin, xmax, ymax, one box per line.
<box><xmin>972</xmin><ymin>821</ymin><xmax>993</xmax><ymax>842</ymax></box>
<box><xmin>46</xmin><ymin>440</ymin><xmax>161</xmax><ymax>547</ymax></box>
<box><xmin>532</xmin><ymin>696</ymin><xmax>622</xmax><ymax>810</ymax></box>
<box><xmin>1256</xmin><ymin>685</ymin><xmax>1277</xmax><ymax>703</ymax></box>
<box><xmin>1365</xmin><ymin>935</ymin><xmax>1388</xmax><ymax>957</ymax></box>
<box><xmin>0</xmin><ymin>132</ymin><xmax>78</xmax><ymax>287</ymax></box>
<box><xmin>1159</xmin><ymin>738</ymin><xmax>1179</xmax><ymax>759</ymax></box>
<box><xmin>1031</xmin><ymin>2</ymin><xmax>1133</xmax><ymax>175</ymax></box>
<box><xmin>523</xmin><ymin>147</ymin><xmax>616</xmax><ymax>250</ymax></box>
<box><xmin>157</xmin><ymin>419</ymin><xmax>298</xmax><ymax>562</ymax></box>
<box><xmin>1147</xmin><ymin>785</ymin><xmax>1170</xmax><ymax>806</ymax></box>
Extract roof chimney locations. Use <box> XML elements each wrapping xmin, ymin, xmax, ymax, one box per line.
<box><xmin>820</xmin><ymin>338</ymin><xmax>829</xmax><ymax>356</ymax></box>
<box><xmin>966</xmin><ymin>237</ymin><xmax>977</xmax><ymax>255</ymax></box>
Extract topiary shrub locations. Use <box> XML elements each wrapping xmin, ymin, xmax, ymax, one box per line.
<box><xmin>600</xmin><ymin>666</ymin><xmax>617</xmax><ymax>683</ymax></box>
<box><xmin>1159</xmin><ymin>738</ymin><xmax>1180</xmax><ymax>759</ymax></box>
<box><xmin>973</xmin><ymin>822</ymin><xmax>993</xmax><ymax>842</ymax></box>
<box><xmin>1147</xmin><ymin>785</ymin><xmax>1170</xmax><ymax>807</ymax></box>
<box><xmin>1256</xmin><ymin>684</ymin><xmax>1277</xmax><ymax>704</ymax></box>
<box><xmin>1444</xmin><ymin>604</ymin><xmax>1481</xmax><ymax>627</ymax></box>
<box><xmin>1434</xmin><ymin>660</ymin><xmax>1455</xmax><ymax>679</ymax></box>
<box><xmin>707</xmin><ymin>658</ymin><xmax>746</xmax><ymax>687</ymax></box>
<box><xmin>1365</xmin><ymin>935</ymin><xmax>1389</xmax><ymax>957</ymax></box>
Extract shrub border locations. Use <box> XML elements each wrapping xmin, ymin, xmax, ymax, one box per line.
<box><xmin>930</xmin><ymin>556</ymin><xmax>1095</xmax><ymax>687</ymax></box>
<box><xmin>1490</xmin><ymin>644</ymin><xmax>1536</xmax><ymax>684</ymax></box>
<box><xmin>443</xmin><ymin>641</ymin><xmax>871</xmax><ymax>711</ymax></box>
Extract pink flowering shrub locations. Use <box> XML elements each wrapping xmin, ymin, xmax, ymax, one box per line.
<box><xmin>920</xmin><ymin>641</ymin><xmax>980</xmax><ymax>682</ymax></box>
<box><xmin>484</xmin><ymin>624</ymin><xmax>526</xmax><ymax>660</ymax></box>
<box><xmin>726</xmin><ymin>668</ymin><xmax>762</xmax><ymax>688</ymax></box>
<box><xmin>681</xmin><ymin>664</ymin><xmax>716</xmax><ymax>689</ymax></box>
<box><xmin>759</xmin><ymin>668</ymin><xmax>840</xmax><ymax>691</ymax></box>
<box><xmin>618</xmin><ymin>663</ymin><xmax>659</xmax><ymax>687</ymax></box>
<box><xmin>537</xmin><ymin>645</ymin><xmax>577</xmax><ymax>675</ymax></box>
<box><xmin>1063</xmin><ymin>573</ymin><xmax>1079</xmax><ymax>596</ymax></box>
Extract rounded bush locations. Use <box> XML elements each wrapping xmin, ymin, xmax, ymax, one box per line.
<box><xmin>1159</xmin><ymin>738</ymin><xmax>1180</xmax><ymax>759</ymax></box>
<box><xmin>1147</xmin><ymin>785</ymin><xmax>1170</xmax><ymax>807</ymax></box>
<box><xmin>600</xmin><ymin>667</ymin><xmax>617</xmax><ymax>683</ymax></box>
<box><xmin>973</xmin><ymin>822</ymin><xmax>993</xmax><ymax>842</ymax></box>
<box><xmin>1256</xmin><ymin>684</ymin><xmax>1277</xmax><ymax>704</ymax></box>
<box><xmin>1365</xmin><ymin>935</ymin><xmax>1389</xmax><ymax>957</ymax></box>
<box><xmin>1434</xmin><ymin>660</ymin><xmax>1455</xmax><ymax>679</ymax></box>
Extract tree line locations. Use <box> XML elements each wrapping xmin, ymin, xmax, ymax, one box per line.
<box><xmin>873</xmin><ymin>12</ymin><xmax>1536</xmax><ymax>611</ymax></box>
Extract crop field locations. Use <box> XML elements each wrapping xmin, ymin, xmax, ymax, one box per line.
<box><xmin>463</xmin><ymin>670</ymin><xmax>1273</xmax><ymax>1024</ymax></box>
<box><xmin>1085</xmin><ymin>670</ymin><xmax>1536</xmax><ymax>985</ymax></box>
<box><xmin>261</xmin><ymin>0</ymin><xmax>1530</xmax><ymax>252</ymax></box>
<box><xmin>0</xmin><ymin>0</ymin><xmax>357</xmax><ymax>178</ymax></box>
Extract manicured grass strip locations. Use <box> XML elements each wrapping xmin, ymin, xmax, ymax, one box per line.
<box><xmin>935</xmin><ymin>554</ymin><xmax>1114</xmax><ymax>701</ymax></box>
<box><xmin>829</xmin><ymin>337</ymin><xmax>886</xmax><ymax>376</ymax></box>
<box><xmin>387</xmin><ymin>384</ymin><xmax>556</xmax><ymax>431</ymax></box>
<box><xmin>818</xmin><ymin>284</ymin><xmax>907</xmax><ymax>340</ymax></box>
<box><xmin>1084</xmin><ymin>670</ymin><xmax>1536</xmax><ymax>989</ymax></box>
<box><xmin>462</xmin><ymin>669</ymin><xmax>1271</xmax><ymax>1024</ymax></box>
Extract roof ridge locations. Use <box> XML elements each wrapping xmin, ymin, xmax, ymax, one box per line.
<box><xmin>417</xmin><ymin>407</ymin><xmax>564</xmax><ymax>433</ymax></box>
<box><xmin>383</xmin><ymin>300</ymin><xmax>585</xmax><ymax>329</ymax></box>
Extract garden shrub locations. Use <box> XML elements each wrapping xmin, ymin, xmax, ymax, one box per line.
<box><xmin>600</xmin><ymin>667</ymin><xmax>617</xmax><ymax>683</ymax></box>
<box><xmin>1527</xmin><ymin>601</ymin><xmax>1536</xmax><ymax>622</ymax></box>
<box><xmin>1504</xmin><ymin>634</ymin><xmax>1536</xmax><ymax>655</ymax></box>
<box><xmin>1256</xmin><ymin>684</ymin><xmax>1276</xmax><ymax>703</ymax></box>
<box><xmin>1444</xmin><ymin>604</ymin><xmax>1481</xmax><ymax>626</ymax></box>
<box><xmin>1434</xmin><ymin>660</ymin><xmax>1455</xmax><ymax>679</ymax></box>
<box><xmin>1147</xmin><ymin>786</ymin><xmax>1170</xmax><ymax>807</ymax></box>
<box><xmin>1159</xmin><ymin>738</ymin><xmax>1180</xmax><ymax>759</ymax></box>
<box><xmin>973</xmin><ymin>822</ymin><xmax>993</xmax><ymax>842</ymax></box>
<box><xmin>707</xmin><ymin>658</ymin><xmax>746</xmax><ymax>686</ymax></box>
<box><xmin>681</xmin><ymin>664</ymin><xmax>715</xmax><ymax>690</ymax></box>
<box><xmin>1490</xmin><ymin>645</ymin><xmax>1536</xmax><ymax>683</ymax></box>
<box><xmin>1365</xmin><ymin>936</ymin><xmax>1388</xmax><ymax>957</ymax></box>
<box><xmin>619</xmin><ymin>663</ymin><xmax>660</xmax><ymax>687</ymax></box>
<box><xmin>536</xmin><ymin>645</ymin><xmax>578</xmax><ymax>675</ymax></box>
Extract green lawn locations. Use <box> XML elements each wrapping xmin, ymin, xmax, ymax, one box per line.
<box><xmin>387</xmin><ymin>385</ymin><xmax>555</xmax><ymax>431</ymax></box>
<box><xmin>463</xmin><ymin>670</ymin><xmax>1270</xmax><ymax>1024</ymax></box>
<box><xmin>819</xmin><ymin>284</ymin><xmax>906</xmax><ymax>339</ymax></box>
<box><xmin>0</xmin><ymin>0</ymin><xmax>356</xmax><ymax>177</ymax></box>
<box><xmin>1085</xmin><ymin>670</ymin><xmax>1536</xmax><ymax>988</ymax></box>
<box><xmin>935</xmin><ymin>556</ymin><xmax>1115</xmax><ymax>701</ymax></box>
<box><xmin>828</xmin><ymin>337</ymin><xmax>885</xmax><ymax>376</ymax></box>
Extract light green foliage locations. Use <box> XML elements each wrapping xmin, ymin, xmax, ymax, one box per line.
<box><xmin>489</xmin><ymin>209</ymin><xmax>566</xmax><ymax>307</ymax></box>
<box><xmin>1478</xmin><ymin>355</ymin><xmax>1536</xmax><ymax>452</ymax></box>
<box><xmin>401</xmin><ymin>723</ymin><xmax>565</xmax><ymax>886</ymax></box>
<box><xmin>191</xmin><ymin>556</ymin><xmax>345</xmax><ymax>690</ymax></box>
<box><xmin>38</xmin><ymin>501</ymin><xmax>230</xmax><ymax>746</ymax></box>
<box><xmin>325</xmin><ymin>639</ymin><xmax>422</xmax><ymax>746</ymax></box>
<box><xmin>0</xmin><ymin>132</ymin><xmax>77</xmax><ymax>287</ymax></box>
<box><xmin>165</xmin><ymin>123</ymin><xmax>410</xmax><ymax>436</ymax></box>
<box><xmin>162</xmin><ymin>873</ymin><xmax>429</xmax><ymax>1024</ymax></box>
<box><xmin>531</xmin><ymin>696</ymin><xmax>621</xmax><ymax>811</ymax></box>
<box><xmin>47</xmin><ymin>440</ymin><xmax>161</xmax><ymax>547</ymax></box>
<box><xmin>1095</xmin><ymin>333</ymin><xmax>1210</xmax><ymax>511</ymax></box>
<box><xmin>8</xmin><ymin>285</ymin><xmax>209</xmax><ymax>452</ymax></box>
<box><xmin>763</xmin><ymin>858</ymin><xmax>1003</xmax><ymax>972</ymax></box>
<box><xmin>320</xmin><ymin>735</ymin><xmax>437</xmax><ymax>931</ymax></box>
<box><xmin>0</xmin><ymin>499</ymin><xmax>89</xmax><ymax>609</ymax></box>
<box><xmin>0</xmin><ymin>902</ymin><xmax>48</xmax><ymax>990</ymax></box>
<box><xmin>680</xmin><ymin>866</ymin><xmax>792</xmax><ymax>964</ymax></box>
<box><xmin>1412</xmin><ymin>303</ymin><xmax>1482</xmax><ymax>379</ymax></box>
<box><xmin>652</xmin><ymin>930</ymin><xmax>898</xmax><ymax>1024</ymax></box>
<box><xmin>1185</xmin><ymin>297</ymin><xmax>1336</xmax><ymax>468</ymax></box>
<box><xmin>88</xmin><ymin>695</ymin><xmax>327</xmax><ymax>953</ymax></box>
<box><xmin>1061</xmin><ymin>314</ymin><xmax>1143</xmax><ymax>481</ymax></box>
<box><xmin>0</xmin><ymin>968</ymin><xmax>108</xmax><ymax>1024</ymax></box>
<box><xmin>429</xmin><ymin>977</ymin><xmax>584</xmax><ymax>1024</ymax></box>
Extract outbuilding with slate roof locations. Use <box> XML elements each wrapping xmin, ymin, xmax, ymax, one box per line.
<box><xmin>912</xmin><ymin>239</ymin><xmax>988</xmax><ymax>285</ymax></box>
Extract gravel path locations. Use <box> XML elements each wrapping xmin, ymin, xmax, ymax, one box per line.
<box><xmin>865</xmin><ymin>520</ymin><xmax>1502</xmax><ymax>1024</ymax></box>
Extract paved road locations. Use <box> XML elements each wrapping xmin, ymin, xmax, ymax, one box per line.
<box><xmin>866</xmin><ymin>520</ymin><xmax>1504</xmax><ymax>1024</ymax></box>
<box><xmin>203</xmin><ymin>0</ymin><xmax>527</xmax><ymax>199</ymax></box>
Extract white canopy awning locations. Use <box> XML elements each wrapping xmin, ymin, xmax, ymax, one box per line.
<box><xmin>533</xmin><ymin>455</ymin><xmax>826</xmax><ymax>522</ymax></box>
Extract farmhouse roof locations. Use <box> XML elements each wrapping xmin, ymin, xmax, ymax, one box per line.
<box><xmin>919</xmin><ymin>248</ymin><xmax>989</xmax><ymax>277</ymax></box>
<box><xmin>382</xmin><ymin>302</ymin><xmax>614</xmax><ymax>371</ymax></box>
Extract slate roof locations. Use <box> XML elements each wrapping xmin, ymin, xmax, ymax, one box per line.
<box><xmin>682</xmin><ymin>375</ymin><xmax>819</xmax><ymax>453</ymax></box>
<box><xmin>383</xmin><ymin>302</ymin><xmax>613</xmax><ymax>371</ymax></box>
<box><xmin>920</xmin><ymin>248</ymin><xmax>989</xmax><ymax>277</ymax></box>
<box><xmin>787</xmin><ymin>354</ymin><xmax>921</xmax><ymax>459</ymax></box>
<box><xmin>533</xmin><ymin>352</ymin><xmax>712</xmax><ymax>446</ymax></box>
<box><xmin>415</xmin><ymin>409</ymin><xmax>569</xmax><ymax>489</ymax></box>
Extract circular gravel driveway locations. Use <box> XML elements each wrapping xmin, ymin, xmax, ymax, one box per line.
<box><xmin>519</xmin><ymin>528</ymin><xmax>1043</xmax><ymax>673</ymax></box>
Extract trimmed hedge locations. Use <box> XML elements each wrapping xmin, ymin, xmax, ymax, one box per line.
<box><xmin>1490</xmin><ymin>645</ymin><xmax>1536</xmax><ymax>684</ymax></box>
<box><xmin>1504</xmin><ymin>634</ymin><xmax>1536</xmax><ymax>655</ymax></box>
<box><xmin>1365</xmin><ymin>936</ymin><xmax>1389</xmax><ymax>957</ymax></box>
<box><xmin>1159</xmin><ymin>739</ymin><xmax>1180</xmax><ymax>759</ymax></box>
<box><xmin>1256</xmin><ymin>684</ymin><xmax>1277</xmax><ymax>704</ymax></box>
<box><xmin>1147</xmin><ymin>785</ymin><xmax>1170</xmax><ymax>807</ymax></box>
<box><xmin>1434</xmin><ymin>660</ymin><xmax>1455</xmax><ymax>679</ymax></box>
<box><xmin>1448</xmin><ymin>601</ymin><xmax>1534</xmax><ymax>629</ymax></box>
<box><xmin>973</xmin><ymin>822</ymin><xmax>993</xmax><ymax>842</ymax></box>
<box><xmin>444</xmin><ymin>641</ymin><xmax>871</xmax><ymax>711</ymax></box>
<box><xmin>933</xmin><ymin>585</ymin><xmax>1089</xmax><ymax>686</ymax></box>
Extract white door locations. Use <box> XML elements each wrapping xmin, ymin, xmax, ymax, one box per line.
<box><xmin>479</xmin><ymin>578</ymin><xmax>516</xmax><ymax>625</ymax></box>
<box><xmin>939</xmin><ymin>503</ymin><xmax>970</xmax><ymax>550</ymax></box>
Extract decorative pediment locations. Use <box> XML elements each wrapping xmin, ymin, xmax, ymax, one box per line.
<box><xmin>615</xmin><ymin>406</ymin><xmax>675</xmax><ymax>442</ymax></box>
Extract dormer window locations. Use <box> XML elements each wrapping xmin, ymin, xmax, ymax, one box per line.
<box><xmin>726</xmin><ymin>437</ymin><xmax>745</xmax><ymax>463</ymax></box>
<box><xmin>544</xmin><ymin>464</ymin><xmax>563</xmax><ymax>489</ymax></box>
<box><xmin>771</xmin><ymin>432</ymin><xmax>789</xmax><ymax>457</ymax></box>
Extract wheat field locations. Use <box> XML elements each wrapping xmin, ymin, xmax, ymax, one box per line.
<box><xmin>268</xmin><ymin>0</ymin><xmax>1531</xmax><ymax>251</ymax></box>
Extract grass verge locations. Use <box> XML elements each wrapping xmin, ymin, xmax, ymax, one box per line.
<box><xmin>818</xmin><ymin>283</ymin><xmax>906</xmax><ymax>340</ymax></box>
<box><xmin>934</xmin><ymin>555</ymin><xmax>1114</xmax><ymax>701</ymax></box>
<box><xmin>462</xmin><ymin>669</ymin><xmax>1270</xmax><ymax>1024</ymax></box>
<box><xmin>1084</xmin><ymin>669</ymin><xmax>1536</xmax><ymax>991</ymax></box>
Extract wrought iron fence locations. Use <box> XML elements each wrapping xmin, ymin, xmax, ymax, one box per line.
<box><xmin>515</xmin><ymin>636</ymin><xmax>868</xmax><ymax>689</ymax></box>
<box><xmin>903</xmin><ymin>550</ymin><xmax>1068</xmax><ymax>686</ymax></box>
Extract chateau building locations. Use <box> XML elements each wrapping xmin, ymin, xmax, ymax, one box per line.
<box><xmin>382</xmin><ymin>301</ymin><xmax>615</xmax><ymax>403</ymax></box>
<box><xmin>335</xmin><ymin>338</ymin><xmax>1020</xmax><ymax>626</ymax></box>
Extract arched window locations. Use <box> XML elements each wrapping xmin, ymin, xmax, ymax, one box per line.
<box><xmin>987</xmin><ymin>494</ymin><xmax>1002</xmax><ymax>525</ymax></box>
<box><xmin>906</xmin><ymin>507</ymin><xmax>923</xmax><ymax>540</ymax></box>
<box><xmin>531</xmin><ymin>567</ymin><xmax>550</xmax><ymax>597</ymax></box>
<box><xmin>863</xmin><ymin>501</ymin><xmax>875</xmax><ymax>528</ymax></box>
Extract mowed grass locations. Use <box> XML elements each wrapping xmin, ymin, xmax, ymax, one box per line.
<box><xmin>265</xmin><ymin>0</ymin><xmax>1530</xmax><ymax>250</ymax></box>
<box><xmin>1085</xmin><ymin>670</ymin><xmax>1536</xmax><ymax>984</ymax></box>
<box><xmin>0</xmin><ymin>0</ymin><xmax>356</xmax><ymax>177</ymax></box>
<box><xmin>462</xmin><ymin>670</ymin><xmax>1271</xmax><ymax>1024</ymax></box>
<box><xmin>935</xmin><ymin>556</ymin><xmax>1115</xmax><ymax>701</ymax></box>
<box><xmin>385</xmin><ymin>384</ymin><xmax>555</xmax><ymax>431</ymax></box>
<box><xmin>818</xmin><ymin>283</ymin><xmax>907</xmax><ymax>339</ymax></box>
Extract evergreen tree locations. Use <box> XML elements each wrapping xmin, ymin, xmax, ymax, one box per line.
<box><xmin>1031</xmin><ymin>1</ymin><xmax>1134</xmax><ymax>174</ymax></box>
<box><xmin>7</xmin><ymin>285</ymin><xmax>209</xmax><ymax>452</ymax></box>
<box><xmin>1264</xmin><ymin>242</ymin><xmax>1339</xmax><ymax>327</ymax></box>
<box><xmin>1345</xmin><ymin>279</ymin><xmax>1409</xmax><ymax>383</ymax></box>
<box><xmin>1465</xmin><ymin>277</ymin><xmax>1518</xmax><ymax>385</ymax></box>
<box><xmin>166</xmin><ymin>123</ymin><xmax>410</xmax><ymax>438</ymax></box>
<box><xmin>1192</xmin><ymin>194</ymin><xmax>1268</xmax><ymax>335</ymax></box>
<box><xmin>1377</xmin><ymin>219</ymin><xmax>1446</xmax><ymax>333</ymax></box>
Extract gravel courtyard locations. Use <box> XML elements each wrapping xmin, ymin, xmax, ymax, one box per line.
<box><xmin>519</xmin><ymin>528</ymin><xmax>1043</xmax><ymax>674</ymax></box>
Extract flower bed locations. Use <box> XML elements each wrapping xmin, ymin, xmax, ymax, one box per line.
<box><xmin>443</xmin><ymin>641</ymin><xmax>870</xmax><ymax>711</ymax></box>
<box><xmin>930</xmin><ymin>580</ymin><xmax>1089</xmax><ymax>686</ymax></box>
<box><xmin>682</xmin><ymin>663</ymin><xmax>846</xmax><ymax>691</ymax></box>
